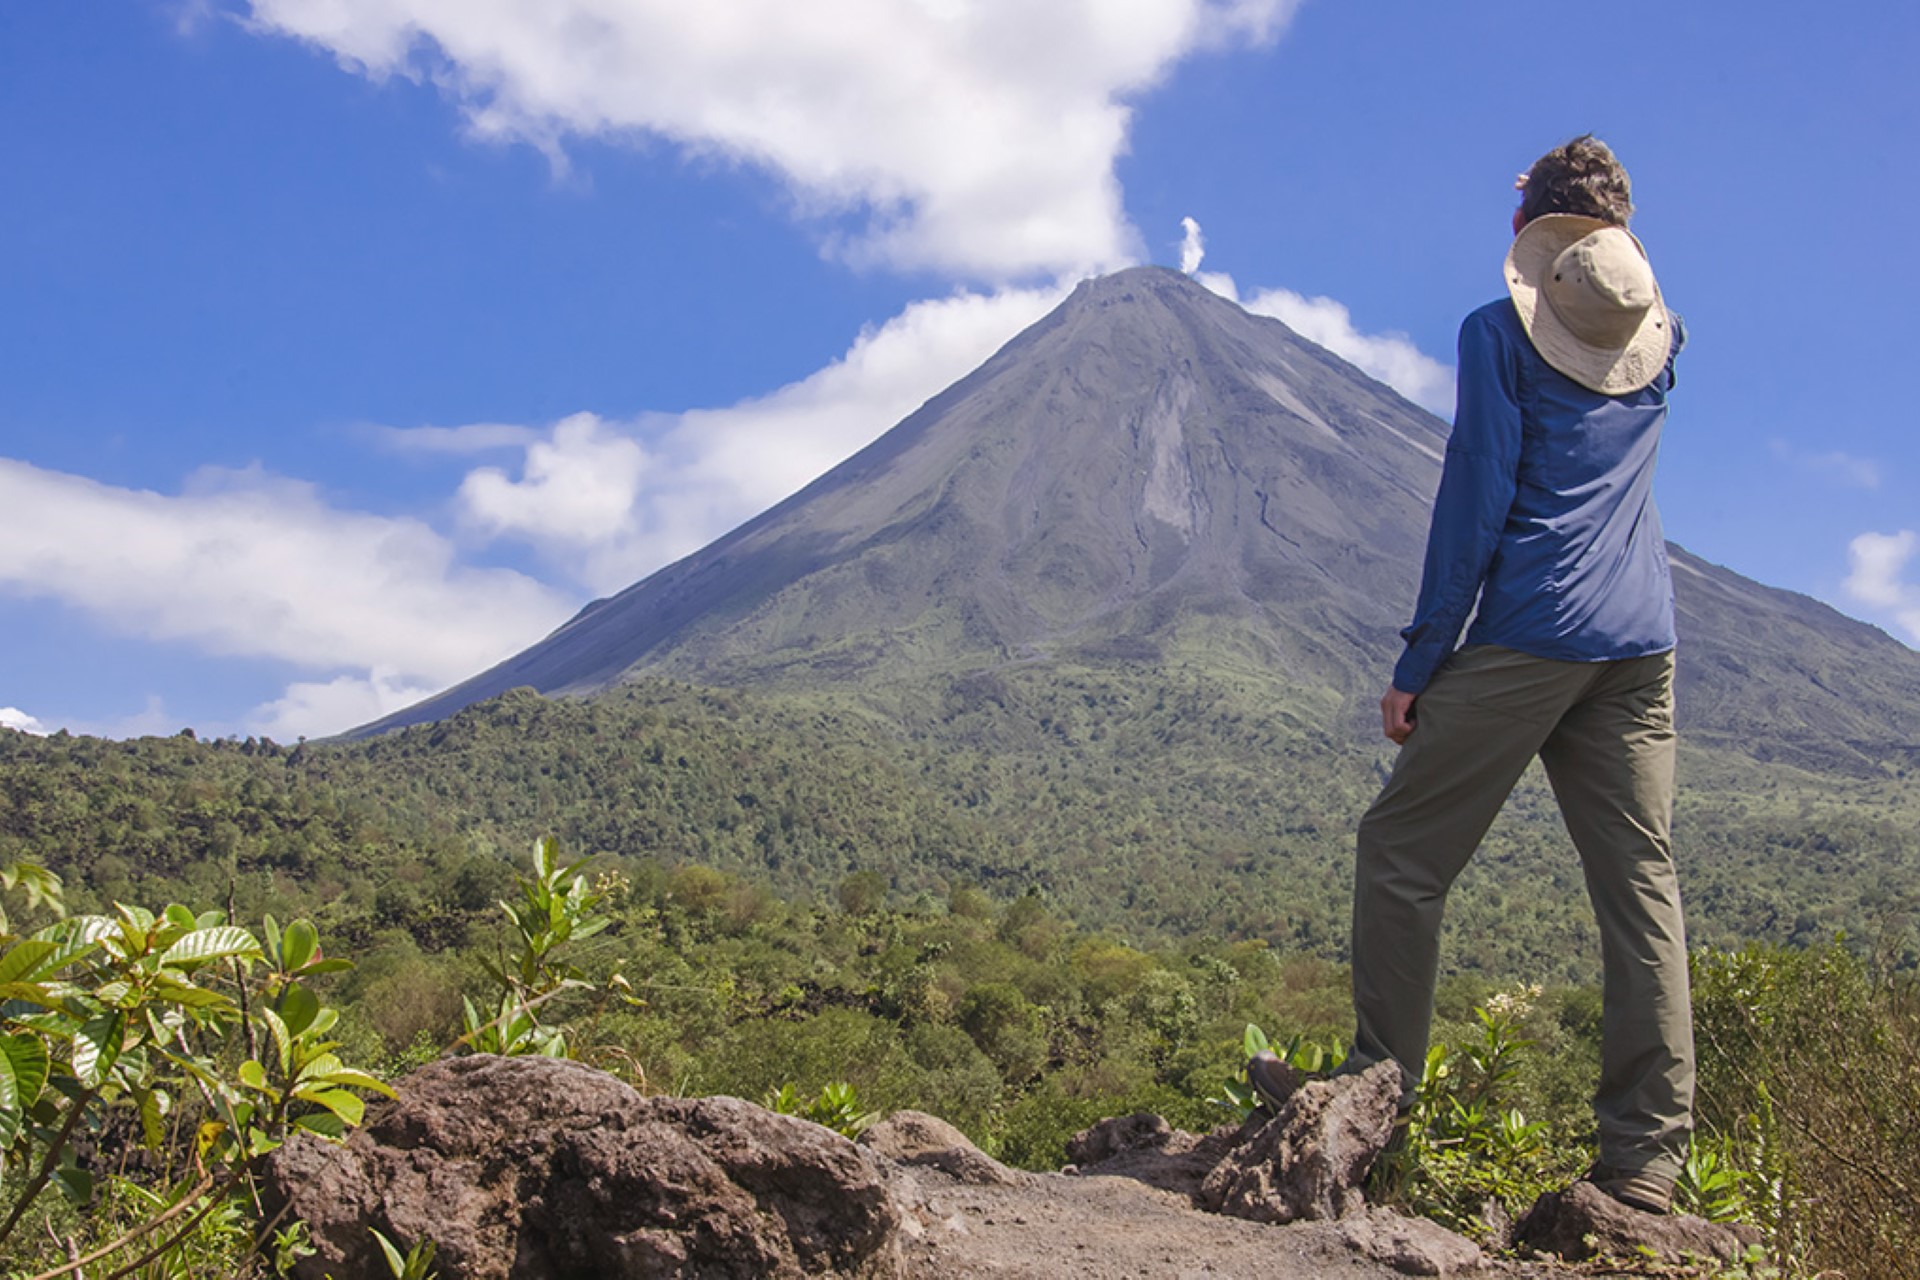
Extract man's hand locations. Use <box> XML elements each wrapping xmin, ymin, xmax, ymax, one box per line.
<box><xmin>1380</xmin><ymin>686</ymin><xmax>1418</xmax><ymax>745</ymax></box>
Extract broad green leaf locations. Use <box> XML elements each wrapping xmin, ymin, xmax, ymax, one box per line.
<box><xmin>0</xmin><ymin>1032</ymin><xmax>50</xmax><ymax>1114</ymax></box>
<box><xmin>51</xmin><ymin>1163</ymin><xmax>92</xmax><ymax>1205</ymax></box>
<box><xmin>1242</xmin><ymin>1024</ymin><xmax>1271</xmax><ymax>1058</ymax></box>
<box><xmin>72</xmin><ymin>1012</ymin><xmax>123</xmax><ymax>1088</ymax></box>
<box><xmin>94</xmin><ymin>980</ymin><xmax>134</xmax><ymax>1008</ymax></box>
<box><xmin>238</xmin><ymin>1059</ymin><xmax>268</xmax><ymax>1092</ymax></box>
<box><xmin>262</xmin><ymin>914</ymin><xmax>282</xmax><ymax>965</ymax></box>
<box><xmin>0</xmin><ymin>1044</ymin><xmax>26</xmax><ymax>1152</ymax></box>
<box><xmin>159</xmin><ymin>925</ymin><xmax>261</xmax><ymax>969</ymax></box>
<box><xmin>295</xmin><ymin>1052</ymin><xmax>344</xmax><ymax>1084</ymax></box>
<box><xmin>0</xmin><ymin>982</ymin><xmax>62</xmax><ymax>1009</ymax></box>
<box><xmin>148</xmin><ymin>975</ymin><xmax>238</xmax><ymax>1012</ymax></box>
<box><xmin>135</xmin><ymin>1087</ymin><xmax>166</xmax><ymax>1149</ymax></box>
<box><xmin>258</xmin><ymin>1006</ymin><xmax>291</xmax><ymax>1074</ymax></box>
<box><xmin>113</xmin><ymin>903</ymin><xmax>156</xmax><ymax>949</ymax></box>
<box><xmin>313</xmin><ymin>1066</ymin><xmax>395</xmax><ymax>1097</ymax></box>
<box><xmin>0</xmin><ymin>941</ymin><xmax>60</xmax><ymax>986</ymax></box>
<box><xmin>163</xmin><ymin>904</ymin><xmax>198</xmax><ymax>931</ymax></box>
<box><xmin>293</xmin><ymin>1110</ymin><xmax>347</xmax><ymax>1139</ymax></box>
<box><xmin>298</xmin><ymin>1087</ymin><xmax>365</xmax><ymax>1127</ymax></box>
<box><xmin>195</xmin><ymin>908</ymin><xmax>226</xmax><ymax>929</ymax></box>
<box><xmin>54</xmin><ymin>916</ymin><xmax>117</xmax><ymax>947</ymax></box>
<box><xmin>299</xmin><ymin>957</ymin><xmax>354</xmax><ymax>978</ymax></box>
<box><xmin>281</xmin><ymin>920</ymin><xmax>318</xmax><ymax>972</ymax></box>
<box><xmin>277</xmin><ymin>982</ymin><xmax>321</xmax><ymax>1037</ymax></box>
<box><xmin>25</xmin><ymin>940</ymin><xmax>97</xmax><ymax>980</ymax></box>
<box><xmin>6</xmin><ymin>1010</ymin><xmax>71</xmax><ymax>1039</ymax></box>
<box><xmin>306</xmin><ymin>1007</ymin><xmax>339</xmax><ymax>1038</ymax></box>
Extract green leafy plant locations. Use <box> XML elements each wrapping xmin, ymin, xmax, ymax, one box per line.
<box><xmin>765</xmin><ymin>1081</ymin><xmax>877</xmax><ymax>1139</ymax></box>
<box><xmin>1373</xmin><ymin>990</ymin><xmax>1566</xmax><ymax>1239</ymax></box>
<box><xmin>371</xmin><ymin>1226</ymin><xmax>439</xmax><ymax>1280</ymax></box>
<box><xmin>460</xmin><ymin>838</ymin><xmax>620</xmax><ymax>1060</ymax></box>
<box><xmin>1675</xmin><ymin>1136</ymin><xmax>1754</xmax><ymax>1223</ymax></box>
<box><xmin>0</xmin><ymin>865</ymin><xmax>389</xmax><ymax>1278</ymax></box>
<box><xmin>1207</xmin><ymin>1023</ymin><xmax>1347</xmax><ymax>1120</ymax></box>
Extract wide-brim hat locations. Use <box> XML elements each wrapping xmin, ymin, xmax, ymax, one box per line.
<box><xmin>1505</xmin><ymin>213</ymin><xmax>1670</xmax><ymax>395</ymax></box>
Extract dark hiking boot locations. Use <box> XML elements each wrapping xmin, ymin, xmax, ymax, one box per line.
<box><xmin>1245</xmin><ymin>1050</ymin><xmax>1304</xmax><ymax>1112</ymax></box>
<box><xmin>1583</xmin><ymin>1162</ymin><xmax>1675</xmax><ymax>1215</ymax></box>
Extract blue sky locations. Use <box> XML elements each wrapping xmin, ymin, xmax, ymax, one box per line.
<box><xmin>2</xmin><ymin>1</ymin><xmax>1916</xmax><ymax>739</ymax></box>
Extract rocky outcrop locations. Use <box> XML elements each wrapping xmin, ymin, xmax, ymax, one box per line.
<box><xmin>263</xmin><ymin>1055</ymin><xmax>904</xmax><ymax>1280</ymax></box>
<box><xmin>858</xmin><ymin>1111</ymin><xmax>1025</xmax><ymax>1188</ymax></box>
<box><xmin>1330</xmin><ymin>1209</ymin><xmax>1489</xmax><ymax>1277</ymax></box>
<box><xmin>1198</xmin><ymin>1061</ymin><xmax>1403</xmax><ymax>1225</ymax></box>
<box><xmin>263</xmin><ymin>1054</ymin><xmax>1781</xmax><ymax>1278</ymax></box>
<box><xmin>1515</xmin><ymin>1180</ymin><xmax>1763</xmax><ymax>1264</ymax></box>
<box><xmin>1062</xmin><ymin>1071</ymin><xmax>1486</xmax><ymax>1276</ymax></box>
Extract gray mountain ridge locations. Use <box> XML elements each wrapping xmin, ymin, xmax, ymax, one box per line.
<box><xmin>353</xmin><ymin>267</ymin><xmax>1920</xmax><ymax>773</ymax></box>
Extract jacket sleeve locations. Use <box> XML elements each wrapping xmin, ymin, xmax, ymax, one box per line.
<box><xmin>1391</xmin><ymin>309</ymin><xmax>1524</xmax><ymax>694</ymax></box>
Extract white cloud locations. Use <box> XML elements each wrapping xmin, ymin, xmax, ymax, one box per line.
<box><xmin>1844</xmin><ymin>529</ymin><xmax>1920</xmax><ymax>643</ymax></box>
<box><xmin>242</xmin><ymin>0</ymin><xmax>1301</xmax><ymax>280</ymax></box>
<box><xmin>460</xmin><ymin>413</ymin><xmax>651</xmax><ymax>546</ymax></box>
<box><xmin>435</xmin><ymin>284</ymin><xmax>1066</xmax><ymax>593</ymax></box>
<box><xmin>246</xmin><ymin>668</ymin><xmax>441</xmax><ymax>740</ymax></box>
<box><xmin>367</xmin><ymin>422</ymin><xmax>540</xmax><ymax>455</ymax></box>
<box><xmin>1845</xmin><ymin>530</ymin><xmax>1913</xmax><ymax>608</ymax></box>
<box><xmin>1769</xmin><ymin>440</ymin><xmax>1882</xmax><ymax>490</ymax></box>
<box><xmin>0</xmin><ymin>459</ymin><xmax>574</xmax><ymax>687</ymax></box>
<box><xmin>0</xmin><ymin>708</ymin><xmax>47</xmax><ymax>735</ymax></box>
<box><xmin>1242</xmin><ymin>286</ymin><xmax>1455</xmax><ymax>414</ymax></box>
<box><xmin>1180</xmin><ymin>216</ymin><xmax>1206</xmax><ymax>275</ymax></box>
<box><xmin>1187</xmin><ymin>270</ymin><xmax>1454</xmax><ymax>413</ymax></box>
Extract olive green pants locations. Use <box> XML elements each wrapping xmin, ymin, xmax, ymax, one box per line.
<box><xmin>1350</xmin><ymin>645</ymin><xmax>1693</xmax><ymax>1179</ymax></box>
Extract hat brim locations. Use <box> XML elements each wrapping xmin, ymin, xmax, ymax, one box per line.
<box><xmin>1505</xmin><ymin>214</ymin><xmax>1671</xmax><ymax>395</ymax></box>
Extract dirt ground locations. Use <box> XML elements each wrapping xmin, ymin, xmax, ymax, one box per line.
<box><xmin>888</xmin><ymin>1164</ymin><xmax>1570</xmax><ymax>1279</ymax></box>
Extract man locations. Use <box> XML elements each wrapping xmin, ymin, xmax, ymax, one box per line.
<box><xmin>1258</xmin><ymin>136</ymin><xmax>1693</xmax><ymax>1213</ymax></box>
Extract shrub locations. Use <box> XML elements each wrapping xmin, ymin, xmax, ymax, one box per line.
<box><xmin>0</xmin><ymin>866</ymin><xmax>387</xmax><ymax>1278</ymax></box>
<box><xmin>1693</xmin><ymin>942</ymin><xmax>1920</xmax><ymax>1276</ymax></box>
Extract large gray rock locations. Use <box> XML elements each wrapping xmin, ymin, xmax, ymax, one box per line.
<box><xmin>263</xmin><ymin>1055</ymin><xmax>903</xmax><ymax>1280</ymax></box>
<box><xmin>1329</xmin><ymin>1208</ymin><xmax>1485</xmax><ymax>1276</ymax></box>
<box><xmin>858</xmin><ymin>1110</ymin><xmax>1024</xmax><ymax>1188</ymax></box>
<box><xmin>1515</xmin><ymin>1180</ymin><xmax>1762</xmax><ymax>1264</ymax></box>
<box><xmin>1198</xmin><ymin>1061</ymin><xmax>1401</xmax><ymax>1224</ymax></box>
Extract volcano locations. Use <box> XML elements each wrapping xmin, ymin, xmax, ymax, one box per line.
<box><xmin>355</xmin><ymin>267</ymin><xmax>1920</xmax><ymax>772</ymax></box>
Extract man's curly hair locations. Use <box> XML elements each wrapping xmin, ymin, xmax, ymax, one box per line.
<box><xmin>1518</xmin><ymin>135</ymin><xmax>1634</xmax><ymax>226</ymax></box>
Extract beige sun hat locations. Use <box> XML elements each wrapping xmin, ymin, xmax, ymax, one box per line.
<box><xmin>1505</xmin><ymin>213</ymin><xmax>1671</xmax><ymax>394</ymax></box>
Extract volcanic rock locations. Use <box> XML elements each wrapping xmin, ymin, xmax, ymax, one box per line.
<box><xmin>1515</xmin><ymin>1179</ymin><xmax>1762</xmax><ymax>1264</ymax></box>
<box><xmin>859</xmin><ymin>1110</ymin><xmax>1025</xmax><ymax>1187</ymax></box>
<box><xmin>263</xmin><ymin>1055</ymin><xmax>903</xmax><ymax>1280</ymax></box>
<box><xmin>1198</xmin><ymin>1061</ymin><xmax>1401</xmax><ymax>1224</ymax></box>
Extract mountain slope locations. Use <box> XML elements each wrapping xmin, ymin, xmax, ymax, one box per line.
<box><xmin>355</xmin><ymin>267</ymin><xmax>1920</xmax><ymax>773</ymax></box>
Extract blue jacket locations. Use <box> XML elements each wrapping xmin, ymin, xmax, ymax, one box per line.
<box><xmin>1393</xmin><ymin>298</ymin><xmax>1682</xmax><ymax>695</ymax></box>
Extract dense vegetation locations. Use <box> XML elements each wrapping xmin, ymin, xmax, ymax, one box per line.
<box><xmin>3</xmin><ymin>838</ymin><xmax>1914</xmax><ymax>1277</ymax></box>
<box><xmin>1</xmin><ymin>671</ymin><xmax>1916</xmax><ymax>1274</ymax></box>
<box><xmin>4</xmin><ymin>674</ymin><xmax>1916</xmax><ymax>986</ymax></box>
